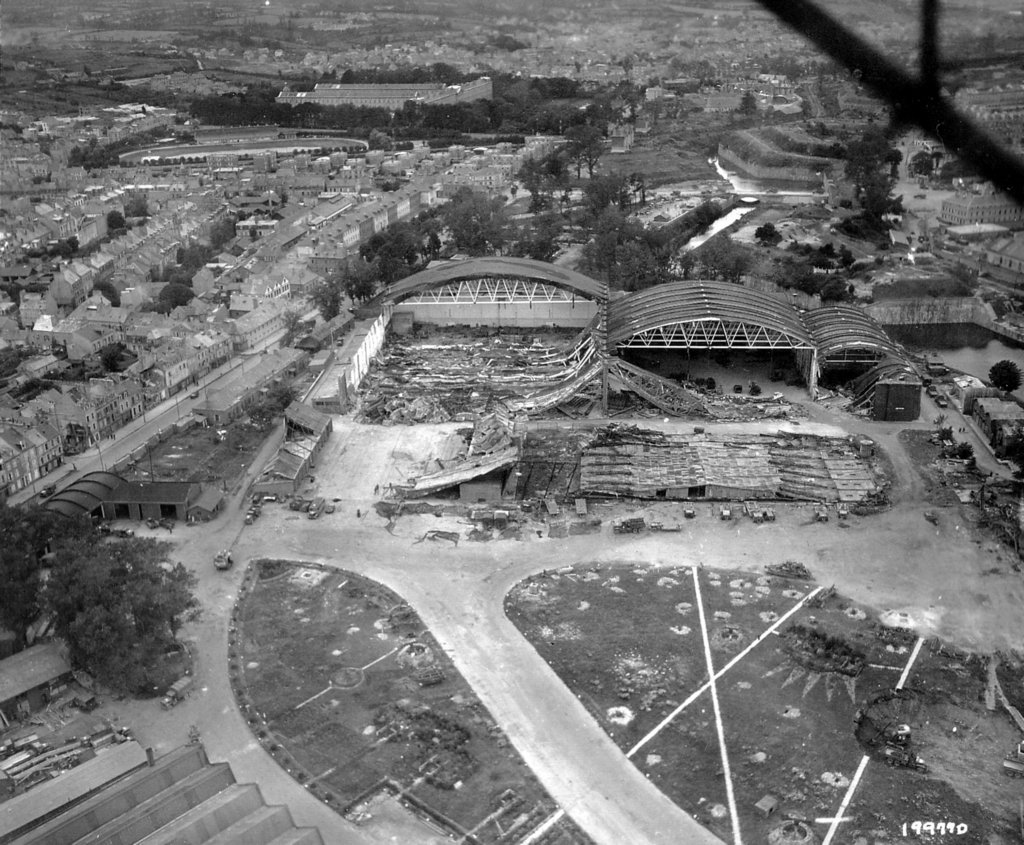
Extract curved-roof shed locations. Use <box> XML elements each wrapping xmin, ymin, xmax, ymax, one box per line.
<box><xmin>384</xmin><ymin>257</ymin><xmax>607</xmax><ymax>303</ymax></box>
<box><xmin>803</xmin><ymin>305</ymin><xmax>905</xmax><ymax>363</ymax></box>
<box><xmin>44</xmin><ymin>471</ymin><xmax>122</xmax><ymax>518</ymax></box>
<box><xmin>607</xmin><ymin>281</ymin><xmax>814</xmax><ymax>350</ymax></box>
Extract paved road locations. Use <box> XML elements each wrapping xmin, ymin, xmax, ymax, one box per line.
<box><xmin>11</xmin><ymin>328</ymin><xmax>289</xmax><ymax>506</ymax></box>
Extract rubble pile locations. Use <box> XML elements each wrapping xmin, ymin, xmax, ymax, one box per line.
<box><xmin>358</xmin><ymin>330</ymin><xmax>588</xmax><ymax>424</ymax></box>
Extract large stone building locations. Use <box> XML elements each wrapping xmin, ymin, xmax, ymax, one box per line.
<box><xmin>940</xmin><ymin>185</ymin><xmax>1024</xmax><ymax>229</ymax></box>
<box><xmin>276</xmin><ymin>77</ymin><xmax>493</xmax><ymax>110</ymax></box>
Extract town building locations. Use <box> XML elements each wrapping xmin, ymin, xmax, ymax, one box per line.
<box><xmin>276</xmin><ymin>77</ymin><xmax>493</xmax><ymax>110</ymax></box>
<box><xmin>0</xmin><ymin>422</ymin><xmax>63</xmax><ymax>497</ymax></box>
<box><xmin>940</xmin><ymin>185</ymin><xmax>1024</xmax><ymax>229</ymax></box>
<box><xmin>984</xmin><ymin>233</ymin><xmax>1024</xmax><ymax>286</ymax></box>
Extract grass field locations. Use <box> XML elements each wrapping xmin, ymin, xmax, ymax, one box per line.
<box><xmin>237</xmin><ymin>562</ymin><xmax>590</xmax><ymax>844</ymax></box>
<box><xmin>506</xmin><ymin>562</ymin><xmax>1020</xmax><ymax>844</ymax></box>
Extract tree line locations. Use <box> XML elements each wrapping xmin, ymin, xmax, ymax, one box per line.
<box><xmin>0</xmin><ymin>504</ymin><xmax>200</xmax><ymax>695</ymax></box>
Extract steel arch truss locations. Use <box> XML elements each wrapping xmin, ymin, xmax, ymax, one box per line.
<box><xmin>404</xmin><ymin>276</ymin><xmax>579</xmax><ymax>305</ymax></box>
<box><xmin>618</xmin><ymin>319</ymin><xmax>815</xmax><ymax>351</ymax></box>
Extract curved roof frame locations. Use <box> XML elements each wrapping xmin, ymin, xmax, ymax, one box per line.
<box><xmin>608</xmin><ymin>281</ymin><xmax>815</xmax><ymax>350</ymax></box>
<box><xmin>384</xmin><ymin>257</ymin><xmax>607</xmax><ymax>304</ymax></box>
<box><xmin>44</xmin><ymin>470</ymin><xmax>123</xmax><ymax>517</ymax></box>
<box><xmin>803</xmin><ymin>305</ymin><xmax>905</xmax><ymax>364</ymax></box>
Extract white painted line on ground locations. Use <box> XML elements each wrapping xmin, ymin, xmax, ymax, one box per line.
<box><xmin>519</xmin><ymin>809</ymin><xmax>565</xmax><ymax>844</ymax></box>
<box><xmin>294</xmin><ymin>686</ymin><xmax>332</xmax><ymax>710</ymax></box>
<box><xmin>692</xmin><ymin>566</ymin><xmax>743</xmax><ymax>845</ymax></box>
<box><xmin>822</xmin><ymin>634</ymin><xmax>926</xmax><ymax>845</ymax></box>
<box><xmin>820</xmin><ymin>755</ymin><xmax>869</xmax><ymax>845</ymax></box>
<box><xmin>896</xmin><ymin>637</ymin><xmax>925</xmax><ymax>690</ymax></box>
<box><xmin>361</xmin><ymin>646</ymin><xmax>399</xmax><ymax>671</ymax></box>
<box><xmin>627</xmin><ymin>585</ymin><xmax>824</xmax><ymax>758</ymax></box>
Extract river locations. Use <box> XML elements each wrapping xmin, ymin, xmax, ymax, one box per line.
<box><xmin>681</xmin><ymin>207</ymin><xmax>757</xmax><ymax>252</ymax></box>
<box><xmin>886</xmin><ymin>323</ymin><xmax>1024</xmax><ymax>401</ymax></box>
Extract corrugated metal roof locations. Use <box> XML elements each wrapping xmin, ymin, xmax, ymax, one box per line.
<box><xmin>607</xmin><ymin>280</ymin><xmax>814</xmax><ymax>348</ymax></box>
<box><xmin>0</xmin><ymin>643</ymin><xmax>70</xmax><ymax>704</ymax></box>
<box><xmin>803</xmin><ymin>305</ymin><xmax>904</xmax><ymax>360</ymax></box>
<box><xmin>44</xmin><ymin>471</ymin><xmax>123</xmax><ymax>517</ymax></box>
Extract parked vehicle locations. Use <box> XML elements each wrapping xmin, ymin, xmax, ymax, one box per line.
<box><xmin>720</xmin><ymin>506</ymin><xmax>732</xmax><ymax>520</ymax></box>
<box><xmin>613</xmin><ymin>517</ymin><xmax>646</xmax><ymax>534</ymax></box>
<box><xmin>214</xmin><ymin>550</ymin><xmax>233</xmax><ymax>570</ymax></box>
<box><xmin>324</xmin><ymin>503</ymin><xmax>336</xmax><ymax>514</ymax></box>
<box><xmin>160</xmin><ymin>676</ymin><xmax>194</xmax><ymax>709</ymax></box>
<box><xmin>882</xmin><ymin>743</ymin><xmax>927</xmax><ymax>772</ymax></box>
<box><xmin>1004</xmin><ymin>742</ymin><xmax>1024</xmax><ymax>778</ymax></box>
<box><xmin>815</xmin><ymin>505</ymin><xmax>829</xmax><ymax>522</ymax></box>
<box><xmin>39</xmin><ymin>484</ymin><xmax>56</xmax><ymax>498</ymax></box>
<box><xmin>683</xmin><ymin>507</ymin><xmax>696</xmax><ymax>519</ymax></box>
<box><xmin>308</xmin><ymin>496</ymin><xmax>325</xmax><ymax>519</ymax></box>
<box><xmin>146</xmin><ymin>518</ymin><xmax>160</xmax><ymax>529</ymax></box>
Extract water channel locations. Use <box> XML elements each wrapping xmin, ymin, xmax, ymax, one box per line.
<box><xmin>886</xmin><ymin>323</ymin><xmax>1024</xmax><ymax>401</ymax></box>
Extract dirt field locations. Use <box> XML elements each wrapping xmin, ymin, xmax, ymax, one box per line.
<box><xmin>236</xmin><ymin>561</ymin><xmax>591</xmax><ymax>845</ymax></box>
<box><xmin>506</xmin><ymin>563</ymin><xmax>1021</xmax><ymax>844</ymax></box>
<box><xmin>123</xmin><ymin>418</ymin><xmax>270</xmax><ymax>489</ymax></box>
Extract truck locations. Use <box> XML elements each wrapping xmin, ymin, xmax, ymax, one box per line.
<box><xmin>882</xmin><ymin>743</ymin><xmax>928</xmax><ymax>772</ymax></box>
<box><xmin>307</xmin><ymin>496</ymin><xmax>325</xmax><ymax>519</ymax></box>
<box><xmin>213</xmin><ymin>550</ymin><xmax>233</xmax><ymax>570</ymax></box>
<box><xmin>160</xmin><ymin>676</ymin><xmax>193</xmax><ymax>709</ymax></box>
<box><xmin>613</xmin><ymin>517</ymin><xmax>646</xmax><ymax>534</ymax></box>
<box><xmin>1003</xmin><ymin>742</ymin><xmax>1024</xmax><ymax>778</ymax></box>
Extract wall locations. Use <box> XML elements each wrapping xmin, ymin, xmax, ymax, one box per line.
<box><xmin>864</xmin><ymin>298</ymin><xmax>989</xmax><ymax>326</ymax></box>
<box><xmin>392</xmin><ymin>300</ymin><xmax>598</xmax><ymax>328</ymax></box>
<box><xmin>717</xmin><ymin>145</ymin><xmax>824</xmax><ymax>184</ymax></box>
<box><xmin>346</xmin><ymin>303</ymin><xmax>393</xmax><ymax>393</ymax></box>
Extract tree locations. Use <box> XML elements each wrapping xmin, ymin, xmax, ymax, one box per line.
<box><xmin>441</xmin><ymin>187</ymin><xmax>508</xmax><ymax>256</ymax></box>
<box><xmin>0</xmin><ymin>505</ymin><xmax>89</xmax><ymax>649</ymax></box>
<box><xmin>106</xmin><ymin>209</ymin><xmax>126</xmax><ymax>231</ymax></box>
<box><xmin>124</xmin><ymin>195</ymin><xmax>149</xmax><ymax>218</ymax></box>
<box><xmin>157</xmin><ymin>283</ymin><xmax>195</xmax><ymax>312</ymax></box>
<box><xmin>282</xmin><ymin>310</ymin><xmax>304</xmax><ymax>345</ymax></box>
<box><xmin>342</xmin><ymin>259</ymin><xmax>378</xmax><ymax>302</ymax></box>
<box><xmin>564</xmin><ymin>124</ymin><xmax>605</xmax><ymax>178</ymax></box>
<box><xmin>738</xmin><ymin>91</ymin><xmax>758</xmax><ymax>115</ymax></box>
<box><xmin>754</xmin><ymin>222</ymin><xmax>782</xmax><ymax>246</ymax></box>
<box><xmin>311</xmin><ymin>275</ymin><xmax>344</xmax><ymax>321</ymax></box>
<box><xmin>250</xmin><ymin>381</ymin><xmax>297</xmax><ymax>428</ymax></box>
<box><xmin>92</xmin><ymin>279</ymin><xmax>121</xmax><ymax>306</ymax></box>
<box><xmin>844</xmin><ymin>127</ymin><xmax>899</xmax><ymax>224</ymax></box>
<box><xmin>44</xmin><ymin>537</ymin><xmax>201</xmax><ymax>694</ymax></box>
<box><xmin>989</xmin><ymin>359</ymin><xmax>1022</xmax><ymax>393</ymax></box>
<box><xmin>208</xmin><ymin>217</ymin><xmax>236</xmax><ymax>250</ymax></box>
<box><xmin>99</xmin><ymin>342</ymin><xmax>124</xmax><ymax>372</ymax></box>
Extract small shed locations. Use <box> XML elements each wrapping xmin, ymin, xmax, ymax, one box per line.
<box><xmin>187</xmin><ymin>484</ymin><xmax>226</xmax><ymax>522</ymax></box>
<box><xmin>0</xmin><ymin>643</ymin><xmax>73</xmax><ymax>723</ymax></box>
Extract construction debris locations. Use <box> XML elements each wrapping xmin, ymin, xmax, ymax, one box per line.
<box><xmin>580</xmin><ymin>426</ymin><xmax>881</xmax><ymax>502</ymax></box>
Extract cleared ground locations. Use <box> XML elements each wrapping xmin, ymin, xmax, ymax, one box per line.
<box><xmin>236</xmin><ymin>561</ymin><xmax>591</xmax><ymax>845</ymax></box>
<box><xmin>122</xmin><ymin>417</ymin><xmax>270</xmax><ymax>489</ymax></box>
